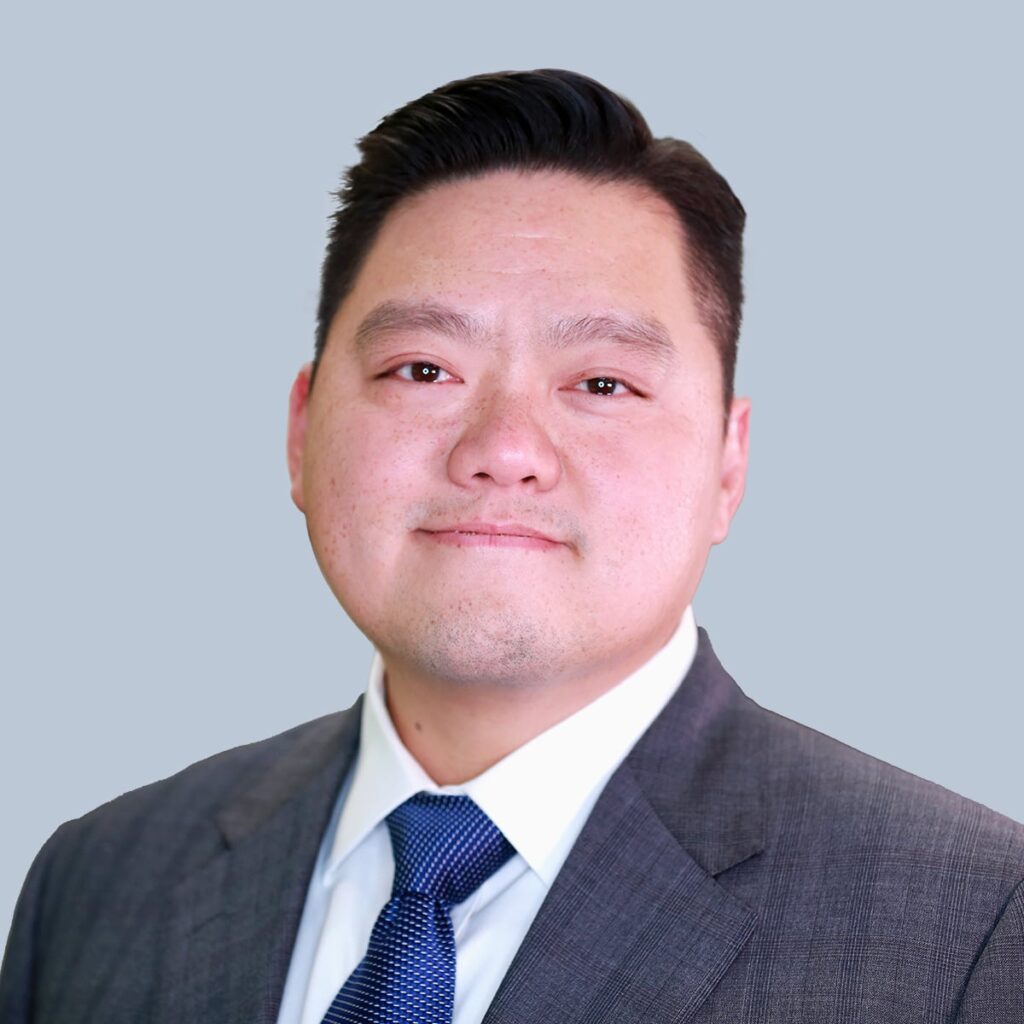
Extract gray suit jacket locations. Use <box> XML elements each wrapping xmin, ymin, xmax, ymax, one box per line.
<box><xmin>3</xmin><ymin>627</ymin><xmax>1023</xmax><ymax>1023</ymax></box>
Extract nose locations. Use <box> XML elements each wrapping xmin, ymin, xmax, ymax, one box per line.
<box><xmin>446</xmin><ymin>391</ymin><xmax>562</xmax><ymax>492</ymax></box>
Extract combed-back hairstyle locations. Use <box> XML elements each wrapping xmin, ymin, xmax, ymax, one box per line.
<box><xmin>313</xmin><ymin>69</ymin><xmax>746</xmax><ymax>416</ymax></box>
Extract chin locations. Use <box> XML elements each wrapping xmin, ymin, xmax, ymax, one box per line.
<box><xmin>377</xmin><ymin>607</ymin><xmax>578</xmax><ymax>689</ymax></box>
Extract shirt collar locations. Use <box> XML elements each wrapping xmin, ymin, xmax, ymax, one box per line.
<box><xmin>325</xmin><ymin>606</ymin><xmax>698</xmax><ymax>887</ymax></box>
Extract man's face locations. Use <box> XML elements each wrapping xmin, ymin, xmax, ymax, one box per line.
<box><xmin>288</xmin><ymin>170</ymin><xmax>749</xmax><ymax>691</ymax></box>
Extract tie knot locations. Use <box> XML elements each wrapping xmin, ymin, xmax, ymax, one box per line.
<box><xmin>386</xmin><ymin>792</ymin><xmax>515</xmax><ymax>907</ymax></box>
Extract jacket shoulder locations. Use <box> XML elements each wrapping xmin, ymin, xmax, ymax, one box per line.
<box><xmin>43</xmin><ymin>706</ymin><xmax>358</xmax><ymax>881</ymax></box>
<box><xmin>742</xmin><ymin>694</ymin><xmax>1024</xmax><ymax>862</ymax></box>
<box><xmin>728</xmin><ymin>692</ymin><xmax>1024</xmax><ymax>1004</ymax></box>
<box><xmin>1</xmin><ymin>707</ymin><xmax>360</xmax><ymax>1022</ymax></box>
<box><xmin>691</xmin><ymin>665</ymin><xmax>1024</xmax><ymax>1019</ymax></box>
<box><xmin>614</xmin><ymin>625</ymin><xmax>1024</xmax><ymax>1020</ymax></box>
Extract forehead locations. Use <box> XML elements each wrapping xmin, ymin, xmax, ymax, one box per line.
<box><xmin>340</xmin><ymin>169</ymin><xmax>703</xmax><ymax>334</ymax></box>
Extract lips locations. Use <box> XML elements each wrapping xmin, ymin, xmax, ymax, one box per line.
<box><xmin>435</xmin><ymin>521</ymin><xmax>557</xmax><ymax>541</ymax></box>
<box><xmin>418</xmin><ymin>521</ymin><xmax>565</xmax><ymax>550</ymax></box>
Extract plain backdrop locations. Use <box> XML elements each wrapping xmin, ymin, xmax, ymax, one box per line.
<box><xmin>2</xmin><ymin>0</ymin><xmax>1021</xmax><ymax>947</ymax></box>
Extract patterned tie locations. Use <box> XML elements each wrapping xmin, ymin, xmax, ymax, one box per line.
<box><xmin>321</xmin><ymin>792</ymin><xmax>515</xmax><ymax>1024</ymax></box>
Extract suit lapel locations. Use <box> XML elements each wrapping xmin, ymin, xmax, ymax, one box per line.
<box><xmin>483</xmin><ymin>628</ymin><xmax>764</xmax><ymax>1024</ymax></box>
<box><xmin>157</xmin><ymin>703</ymin><xmax>363</xmax><ymax>1024</ymax></box>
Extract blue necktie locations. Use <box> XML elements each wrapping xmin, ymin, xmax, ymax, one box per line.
<box><xmin>320</xmin><ymin>792</ymin><xmax>515</xmax><ymax>1024</ymax></box>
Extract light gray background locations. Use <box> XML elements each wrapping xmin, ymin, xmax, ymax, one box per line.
<box><xmin>2</xmin><ymin>0</ymin><xmax>1021</xmax><ymax>945</ymax></box>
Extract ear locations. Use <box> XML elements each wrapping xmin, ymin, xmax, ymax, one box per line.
<box><xmin>710</xmin><ymin>395</ymin><xmax>751</xmax><ymax>545</ymax></box>
<box><xmin>286</xmin><ymin>362</ymin><xmax>313</xmax><ymax>512</ymax></box>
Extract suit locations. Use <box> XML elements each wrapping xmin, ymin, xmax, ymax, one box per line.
<box><xmin>2</xmin><ymin>626</ymin><xmax>1023</xmax><ymax>1023</ymax></box>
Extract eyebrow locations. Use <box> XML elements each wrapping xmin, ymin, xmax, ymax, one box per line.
<box><xmin>354</xmin><ymin>299</ymin><xmax>679</xmax><ymax>369</ymax></box>
<box><xmin>354</xmin><ymin>300</ymin><xmax>487</xmax><ymax>354</ymax></box>
<box><xmin>544</xmin><ymin>313</ymin><xmax>677</xmax><ymax>370</ymax></box>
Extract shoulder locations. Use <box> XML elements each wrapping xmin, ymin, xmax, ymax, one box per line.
<box><xmin>1</xmin><ymin>707</ymin><xmax>361</xmax><ymax>1020</ymax></box>
<box><xmin>644</xmin><ymin>633</ymin><xmax>1024</xmax><ymax>1020</ymax></box>
<box><xmin>740</xmin><ymin>693</ymin><xmax>1024</xmax><ymax>864</ymax></box>
<box><xmin>41</xmin><ymin>706</ymin><xmax>358</xmax><ymax>880</ymax></box>
<box><xmin>637</xmin><ymin>627</ymin><xmax>1024</xmax><ymax>888</ymax></box>
<box><xmin>654</xmin><ymin>626</ymin><xmax>1024</xmax><ymax>867</ymax></box>
<box><xmin>749</xmin><ymin>697</ymin><xmax>1024</xmax><ymax>1015</ymax></box>
<box><xmin>724</xmin><ymin>692</ymin><xmax>1024</xmax><ymax>990</ymax></box>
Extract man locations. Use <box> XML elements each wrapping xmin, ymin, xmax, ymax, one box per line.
<box><xmin>2</xmin><ymin>68</ymin><xmax>1022</xmax><ymax>1024</ymax></box>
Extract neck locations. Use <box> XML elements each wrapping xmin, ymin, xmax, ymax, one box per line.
<box><xmin>380</xmin><ymin>638</ymin><xmax>674</xmax><ymax>786</ymax></box>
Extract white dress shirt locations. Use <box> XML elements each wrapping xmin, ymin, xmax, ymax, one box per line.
<box><xmin>276</xmin><ymin>604</ymin><xmax>698</xmax><ymax>1024</ymax></box>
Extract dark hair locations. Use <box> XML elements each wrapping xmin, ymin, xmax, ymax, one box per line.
<box><xmin>313</xmin><ymin>69</ymin><xmax>746</xmax><ymax>417</ymax></box>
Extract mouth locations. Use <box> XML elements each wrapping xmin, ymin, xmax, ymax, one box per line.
<box><xmin>417</xmin><ymin>521</ymin><xmax>565</xmax><ymax>551</ymax></box>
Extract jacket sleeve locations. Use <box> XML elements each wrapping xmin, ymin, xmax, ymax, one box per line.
<box><xmin>0</xmin><ymin>826</ymin><xmax>67</xmax><ymax>1024</ymax></box>
<box><xmin>955</xmin><ymin>878</ymin><xmax>1024</xmax><ymax>1023</ymax></box>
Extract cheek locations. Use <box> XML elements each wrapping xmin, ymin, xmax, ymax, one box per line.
<box><xmin>573</xmin><ymin>425</ymin><xmax>716</xmax><ymax>577</ymax></box>
<box><xmin>304</xmin><ymin>404</ymin><xmax>447</xmax><ymax>549</ymax></box>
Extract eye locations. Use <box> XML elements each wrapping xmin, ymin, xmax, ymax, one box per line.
<box><xmin>573</xmin><ymin>376</ymin><xmax>635</xmax><ymax>397</ymax></box>
<box><xmin>391</xmin><ymin>361</ymin><xmax>456</xmax><ymax>383</ymax></box>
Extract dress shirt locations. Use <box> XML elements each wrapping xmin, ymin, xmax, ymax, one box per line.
<box><xmin>276</xmin><ymin>604</ymin><xmax>699</xmax><ymax>1024</ymax></box>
